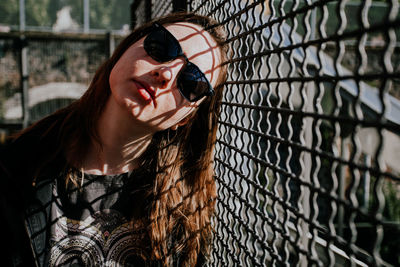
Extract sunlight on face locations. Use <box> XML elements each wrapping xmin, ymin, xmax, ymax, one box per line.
<box><xmin>108</xmin><ymin>22</ymin><xmax>222</xmax><ymax>133</ymax></box>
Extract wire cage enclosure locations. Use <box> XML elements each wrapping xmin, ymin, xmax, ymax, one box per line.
<box><xmin>182</xmin><ymin>1</ymin><xmax>399</xmax><ymax>266</ymax></box>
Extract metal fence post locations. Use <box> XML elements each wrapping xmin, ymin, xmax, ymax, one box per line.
<box><xmin>173</xmin><ymin>0</ymin><xmax>187</xmax><ymax>12</ymax></box>
<box><xmin>106</xmin><ymin>32</ymin><xmax>115</xmax><ymax>57</ymax></box>
<box><xmin>130</xmin><ymin>0</ymin><xmax>152</xmax><ymax>29</ymax></box>
<box><xmin>130</xmin><ymin>0</ymin><xmax>140</xmax><ymax>29</ymax></box>
<box><xmin>84</xmin><ymin>0</ymin><xmax>90</xmax><ymax>33</ymax></box>
<box><xmin>145</xmin><ymin>0</ymin><xmax>152</xmax><ymax>22</ymax></box>
<box><xmin>19</xmin><ymin>0</ymin><xmax>25</xmax><ymax>31</ymax></box>
<box><xmin>19</xmin><ymin>36</ymin><xmax>29</xmax><ymax>128</ymax></box>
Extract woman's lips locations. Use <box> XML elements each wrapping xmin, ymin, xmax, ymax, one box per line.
<box><xmin>133</xmin><ymin>80</ymin><xmax>155</xmax><ymax>102</ymax></box>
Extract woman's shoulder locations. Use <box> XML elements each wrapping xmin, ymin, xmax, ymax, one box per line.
<box><xmin>1</xmin><ymin>127</ymin><xmax>51</xmax><ymax>164</ymax></box>
<box><xmin>0</xmin><ymin>112</ymin><xmax>67</xmax><ymax>176</ymax></box>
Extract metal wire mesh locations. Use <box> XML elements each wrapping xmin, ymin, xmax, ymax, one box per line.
<box><xmin>152</xmin><ymin>0</ymin><xmax>174</xmax><ymax>19</ymax></box>
<box><xmin>130</xmin><ymin>0</ymin><xmax>174</xmax><ymax>27</ymax></box>
<box><xmin>188</xmin><ymin>0</ymin><xmax>400</xmax><ymax>266</ymax></box>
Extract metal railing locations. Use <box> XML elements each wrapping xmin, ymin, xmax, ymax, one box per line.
<box><xmin>0</xmin><ymin>31</ymin><xmax>124</xmax><ymax>132</ymax></box>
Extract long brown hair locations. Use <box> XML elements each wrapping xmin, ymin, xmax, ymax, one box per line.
<box><xmin>15</xmin><ymin>12</ymin><xmax>228</xmax><ymax>266</ymax></box>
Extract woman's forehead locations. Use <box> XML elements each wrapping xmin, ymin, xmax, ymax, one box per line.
<box><xmin>164</xmin><ymin>22</ymin><xmax>222</xmax><ymax>86</ymax></box>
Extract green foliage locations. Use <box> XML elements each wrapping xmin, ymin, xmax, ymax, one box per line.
<box><xmin>89</xmin><ymin>0</ymin><xmax>131</xmax><ymax>30</ymax></box>
<box><xmin>0</xmin><ymin>0</ymin><xmax>130</xmax><ymax>30</ymax></box>
<box><xmin>0</xmin><ymin>0</ymin><xmax>19</xmax><ymax>25</ymax></box>
<box><xmin>26</xmin><ymin>0</ymin><xmax>52</xmax><ymax>27</ymax></box>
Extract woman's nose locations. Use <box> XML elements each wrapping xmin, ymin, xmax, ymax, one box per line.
<box><xmin>151</xmin><ymin>66</ymin><xmax>173</xmax><ymax>89</ymax></box>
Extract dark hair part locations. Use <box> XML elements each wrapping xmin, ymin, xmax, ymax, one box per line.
<box><xmin>15</xmin><ymin>12</ymin><xmax>228</xmax><ymax>266</ymax></box>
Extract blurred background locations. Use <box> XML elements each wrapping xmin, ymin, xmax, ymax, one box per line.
<box><xmin>0</xmin><ymin>0</ymin><xmax>132</xmax><ymax>140</ymax></box>
<box><xmin>0</xmin><ymin>0</ymin><xmax>132</xmax><ymax>33</ymax></box>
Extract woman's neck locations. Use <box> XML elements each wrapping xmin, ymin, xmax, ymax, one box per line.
<box><xmin>81</xmin><ymin>98</ymin><xmax>153</xmax><ymax>175</ymax></box>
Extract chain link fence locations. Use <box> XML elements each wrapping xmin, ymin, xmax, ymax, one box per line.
<box><xmin>186</xmin><ymin>0</ymin><xmax>399</xmax><ymax>266</ymax></box>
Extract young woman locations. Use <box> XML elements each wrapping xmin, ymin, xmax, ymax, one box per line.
<box><xmin>0</xmin><ymin>12</ymin><xmax>228</xmax><ymax>267</ymax></box>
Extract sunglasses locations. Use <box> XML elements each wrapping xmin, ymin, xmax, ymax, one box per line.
<box><xmin>143</xmin><ymin>23</ymin><xmax>214</xmax><ymax>102</ymax></box>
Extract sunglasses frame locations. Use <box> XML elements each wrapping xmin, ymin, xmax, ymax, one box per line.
<box><xmin>143</xmin><ymin>23</ymin><xmax>215</xmax><ymax>102</ymax></box>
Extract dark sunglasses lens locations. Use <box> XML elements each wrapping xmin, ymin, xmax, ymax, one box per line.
<box><xmin>178</xmin><ymin>64</ymin><xmax>211</xmax><ymax>101</ymax></box>
<box><xmin>144</xmin><ymin>28</ymin><xmax>181</xmax><ymax>62</ymax></box>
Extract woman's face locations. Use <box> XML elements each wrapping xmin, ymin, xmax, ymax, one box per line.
<box><xmin>109</xmin><ymin>22</ymin><xmax>222</xmax><ymax>133</ymax></box>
